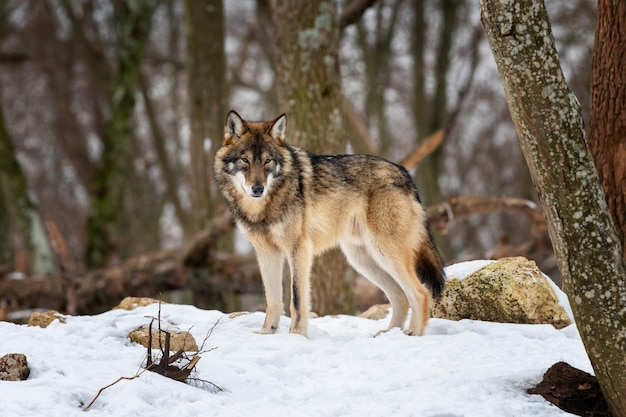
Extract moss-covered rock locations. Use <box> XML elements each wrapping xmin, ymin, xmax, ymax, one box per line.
<box><xmin>113</xmin><ymin>296</ymin><xmax>164</xmax><ymax>310</ymax></box>
<box><xmin>27</xmin><ymin>310</ymin><xmax>66</xmax><ymax>328</ymax></box>
<box><xmin>128</xmin><ymin>327</ymin><xmax>198</xmax><ymax>352</ymax></box>
<box><xmin>432</xmin><ymin>257</ymin><xmax>571</xmax><ymax>329</ymax></box>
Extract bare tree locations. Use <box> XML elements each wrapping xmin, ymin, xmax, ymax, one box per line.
<box><xmin>0</xmin><ymin>1</ymin><xmax>45</xmax><ymax>274</ymax></box>
<box><xmin>480</xmin><ymin>0</ymin><xmax>626</xmax><ymax>415</ymax></box>
<box><xmin>185</xmin><ymin>0</ymin><xmax>228</xmax><ymax>230</ymax></box>
<box><xmin>0</xmin><ymin>91</ymin><xmax>33</xmax><ymax>272</ymax></box>
<box><xmin>85</xmin><ymin>0</ymin><xmax>156</xmax><ymax>268</ymax></box>
<box><xmin>270</xmin><ymin>0</ymin><xmax>355</xmax><ymax>315</ymax></box>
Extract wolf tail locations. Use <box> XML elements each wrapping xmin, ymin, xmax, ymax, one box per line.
<box><xmin>415</xmin><ymin>232</ymin><xmax>446</xmax><ymax>300</ymax></box>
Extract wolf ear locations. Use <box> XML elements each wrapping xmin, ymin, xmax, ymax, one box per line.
<box><xmin>225</xmin><ymin>110</ymin><xmax>246</xmax><ymax>145</ymax></box>
<box><xmin>269</xmin><ymin>114</ymin><xmax>287</xmax><ymax>145</ymax></box>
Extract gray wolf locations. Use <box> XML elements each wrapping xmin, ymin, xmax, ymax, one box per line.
<box><xmin>214</xmin><ymin>110</ymin><xmax>445</xmax><ymax>336</ymax></box>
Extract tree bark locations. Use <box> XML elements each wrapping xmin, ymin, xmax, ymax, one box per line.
<box><xmin>185</xmin><ymin>0</ymin><xmax>227</xmax><ymax>230</ymax></box>
<box><xmin>0</xmin><ymin>100</ymin><xmax>34</xmax><ymax>273</ymax></box>
<box><xmin>411</xmin><ymin>1</ymin><xmax>464</xmax><ymax>257</ymax></box>
<box><xmin>480</xmin><ymin>1</ymin><xmax>626</xmax><ymax>415</ymax></box>
<box><xmin>85</xmin><ymin>0</ymin><xmax>155</xmax><ymax>268</ymax></box>
<box><xmin>271</xmin><ymin>0</ymin><xmax>355</xmax><ymax>316</ymax></box>
<box><xmin>589</xmin><ymin>0</ymin><xmax>626</xmax><ymax>259</ymax></box>
<box><xmin>412</xmin><ymin>1</ymin><xmax>462</xmax><ymax>199</ymax></box>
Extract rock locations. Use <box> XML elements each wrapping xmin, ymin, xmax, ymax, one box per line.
<box><xmin>128</xmin><ymin>327</ymin><xmax>198</xmax><ymax>352</ymax></box>
<box><xmin>359</xmin><ymin>304</ymin><xmax>391</xmax><ymax>320</ymax></box>
<box><xmin>27</xmin><ymin>310</ymin><xmax>66</xmax><ymax>328</ymax></box>
<box><xmin>528</xmin><ymin>362</ymin><xmax>609</xmax><ymax>416</ymax></box>
<box><xmin>228</xmin><ymin>311</ymin><xmax>251</xmax><ymax>319</ymax></box>
<box><xmin>0</xmin><ymin>353</ymin><xmax>30</xmax><ymax>381</ymax></box>
<box><xmin>114</xmin><ymin>296</ymin><xmax>164</xmax><ymax>310</ymax></box>
<box><xmin>432</xmin><ymin>257</ymin><xmax>571</xmax><ymax>328</ymax></box>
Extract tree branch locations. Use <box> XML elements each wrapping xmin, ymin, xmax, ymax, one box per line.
<box><xmin>399</xmin><ymin>129</ymin><xmax>445</xmax><ymax>170</ymax></box>
<box><xmin>339</xmin><ymin>0</ymin><xmax>378</xmax><ymax>33</ymax></box>
<box><xmin>427</xmin><ymin>196</ymin><xmax>547</xmax><ymax>236</ymax></box>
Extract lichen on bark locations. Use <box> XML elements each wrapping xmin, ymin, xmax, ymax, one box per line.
<box><xmin>480</xmin><ymin>0</ymin><xmax>626</xmax><ymax>415</ymax></box>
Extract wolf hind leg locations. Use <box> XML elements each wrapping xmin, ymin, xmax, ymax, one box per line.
<box><xmin>340</xmin><ymin>243</ymin><xmax>409</xmax><ymax>331</ymax></box>
<box><xmin>255</xmin><ymin>246</ymin><xmax>284</xmax><ymax>334</ymax></box>
<box><xmin>367</xmin><ymin>241</ymin><xmax>431</xmax><ymax>336</ymax></box>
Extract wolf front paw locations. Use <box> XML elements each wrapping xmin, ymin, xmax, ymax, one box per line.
<box><xmin>403</xmin><ymin>328</ymin><xmax>424</xmax><ymax>336</ymax></box>
<box><xmin>255</xmin><ymin>325</ymin><xmax>278</xmax><ymax>335</ymax></box>
<box><xmin>288</xmin><ymin>327</ymin><xmax>308</xmax><ymax>337</ymax></box>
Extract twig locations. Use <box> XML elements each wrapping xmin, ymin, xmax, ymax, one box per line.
<box><xmin>83</xmin><ymin>371</ymin><xmax>145</xmax><ymax>411</ymax></box>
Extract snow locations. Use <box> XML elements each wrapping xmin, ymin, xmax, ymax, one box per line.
<box><xmin>0</xmin><ymin>262</ymin><xmax>591</xmax><ymax>417</ymax></box>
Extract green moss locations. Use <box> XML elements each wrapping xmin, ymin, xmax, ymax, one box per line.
<box><xmin>433</xmin><ymin>257</ymin><xmax>571</xmax><ymax>328</ymax></box>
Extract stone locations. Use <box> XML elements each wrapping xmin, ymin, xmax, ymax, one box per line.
<box><xmin>432</xmin><ymin>257</ymin><xmax>571</xmax><ymax>328</ymax></box>
<box><xmin>359</xmin><ymin>304</ymin><xmax>391</xmax><ymax>320</ymax></box>
<box><xmin>0</xmin><ymin>353</ymin><xmax>30</xmax><ymax>381</ymax></box>
<box><xmin>228</xmin><ymin>311</ymin><xmax>251</xmax><ymax>319</ymax></box>
<box><xmin>113</xmin><ymin>297</ymin><xmax>164</xmax><ymax>310</ymax></box>
<box><xmin>27</xmin><ymin>310</ymin><xmax>66</xmax><ymax>328</ymax></box>
<box><xmin>128</xmin><ymin>327</ymin><xmax>198</xmax><ymax>352</ymax></box>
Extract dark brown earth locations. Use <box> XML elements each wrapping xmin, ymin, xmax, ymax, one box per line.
<box><xmin>528</xmin><ymin>362</ymin><xmax>611</xmax><ymax>417</ymax></box>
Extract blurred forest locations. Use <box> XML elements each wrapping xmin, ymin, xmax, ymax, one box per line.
<box><xmin>0</xmin><ymin>0</ymin><xmax>596</xmax><ymax>318</ymax></box>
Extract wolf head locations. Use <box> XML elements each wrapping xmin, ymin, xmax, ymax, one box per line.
<box><xmin>216</xmin><ymin>111</ymin><xmax>287</xmax><ymax>199</ymax></box>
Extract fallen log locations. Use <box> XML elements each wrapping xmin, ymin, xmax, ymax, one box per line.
<box><xmin>1</xmin><ymin>196</ymin><xmax>551</xmax><ymax>317</ymax></box>
<box><xmin>0</xmin><ymin>248</ymin><xmax>260</xmax><ymax>316</ymax></box>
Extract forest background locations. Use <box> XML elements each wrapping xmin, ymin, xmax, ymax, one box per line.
<box><xmin>0</xmin><ymin>0</ymin><xmax>596</xmax><ymax>317</ymax></box>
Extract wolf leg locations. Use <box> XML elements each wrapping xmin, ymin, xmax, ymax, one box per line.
<box><xmin>367</xmin><ymin>241</ymin><xmax>431</xmax><ymax>336</ymax></box>
<box><xmin>255</xmin><ymin>246</ymin><xmax>284</xmax><ymax>334</ymax></box>
<box><xmin>340</xmin><ymin>243</ymin><xmax>409</xmax><ymax>331</ymax></box>
<box><xmin>286</xmin><ymin>241</ymin><xmax>313</xmax><ymax>337</ymax></box>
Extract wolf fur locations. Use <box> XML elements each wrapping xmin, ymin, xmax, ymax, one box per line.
<box><xmin>214</xmin><ymin>110</ymin><xmax>445</xmax><ymax>336</ymax></box>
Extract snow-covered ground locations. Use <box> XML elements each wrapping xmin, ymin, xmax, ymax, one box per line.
<box><xmin>0</xmin><ymin>262</ymin><xmax>590</xmax><ymax>417</ymax></box>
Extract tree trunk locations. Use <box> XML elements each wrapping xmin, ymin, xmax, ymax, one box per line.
<box><xmin>0</xmin><ymin>95</ymin><xmax>33</xmax><ymax>272</ymax></box>
<box><xmin>589</xmin><ymin>0</ymin><xmax>626</xmax><ymax>259</ymax></box>
<box><xmin>185</xmin><ymin>0</ymin><xmax>227</xmax><ymax>230</ymax></box>
<box><xmin>480</xmin><ymin>1</ymin><xmax>626</xmax><ymax>416</ymax></box>
<box><xmin>411</xmin><ymin>1</ymin><xmax>463</xmax><ymax>257</ymax></box>
<box><xmin>85</xmin><ymin>0</ymin><xmax>155</xmax><ymax>269</ymax></box>
<box><xmin>354</xmin><ymin>1</ymin><xmax>402</xmax><ymax>158</ymax></box>
<box><xmin>271</xmin><ymin>0</ymin><xmax>355</xmax><ymax>316</ymax></box>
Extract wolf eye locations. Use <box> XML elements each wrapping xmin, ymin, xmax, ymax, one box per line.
<box><xmin>241</xmin><ymin>157</ymin><xmax>249</xmax><ymax>163</ymax></box>
<box><xmin>264</xmin><ymin>158</ymin><xmax>272</xmax><ymax>164</ymax></box>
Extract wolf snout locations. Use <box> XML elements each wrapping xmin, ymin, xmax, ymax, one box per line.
<box><xmin>251</xmin><ymin>184</ymin><xmax>265</xmax><ymax>197</ymax></box>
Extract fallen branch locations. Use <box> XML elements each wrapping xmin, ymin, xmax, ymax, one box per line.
<box><xmin>1</xmin><ymin>249</ymin><xmax>261</xmax><ymax>315</ymax></box>
<box><xmin>427</xmin><ymin>195</ymin><xmax>547</xmax><ymax>236</ymax></box>
<box><xmin>144</xmin><ymin>302</ymin><xmax>222</xmax><ymax>391</ymax></box>
<box><xmin>182</xmin><ymin>208</ymin><xmax>235</xmax><ymax>267</ymax></box>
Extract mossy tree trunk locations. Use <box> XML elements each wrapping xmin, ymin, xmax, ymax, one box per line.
<box><xmin>271</xmin><ymin>0</ymin><xmax>355</xmax><ymax>316</ymax></box>
<box><xmin>480</xmin><ymin>1</ymin><xmax>626</xmax><ymax>415</ymax></box>
<box><xmin>0</xmin><ymin>2</ymin><xmax>42</xmax><ymax>274</ymax></box>
<box><xmin>0</xmin><ymin>92</ymin><xmax>34</xmax><ymax>272</ymax></box>
<box><xmin>85</xmin><ymin>0</ymin><xmax>155</xmax><ymax>269</ymax></box>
